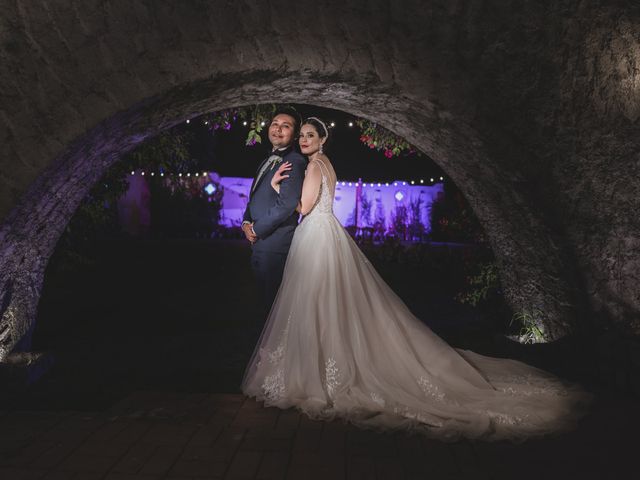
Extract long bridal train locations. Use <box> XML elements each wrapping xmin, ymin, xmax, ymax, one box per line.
<box><xmin>242</xmin><ymin>159</ymin><xmax>592</xmax><ymax>443</ymax></box>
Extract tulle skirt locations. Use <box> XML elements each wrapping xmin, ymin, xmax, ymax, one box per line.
<box><xmin>241</xmin><ymin>212</ymin><xmax>592</xmax><ymax>442</ymax></box>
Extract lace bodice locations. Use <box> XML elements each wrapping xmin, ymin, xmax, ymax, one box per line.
<box><xmin>306</xmin><ymin>158</ymin><xmax>335</xmax><ymax>216</ymax></box>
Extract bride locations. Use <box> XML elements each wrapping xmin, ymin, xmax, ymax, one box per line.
<box><xmin>241</xmin><ymin>116</ymin><xmax>592</xmax><ymax>442</ymax></box>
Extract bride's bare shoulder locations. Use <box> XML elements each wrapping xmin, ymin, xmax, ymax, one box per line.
<box><xmin>315</xmin><ymin>153</ymin><xmax>331</xmax><ymax>164</ymax></box>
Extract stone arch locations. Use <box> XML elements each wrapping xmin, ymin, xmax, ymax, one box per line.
<box><xmin>2</xmin><ymin>0</ymin><xmax>639</xmax><ymax>362</ymax></box>
<box><xmin>0</xmin><ymin>71</ymin><xmax>581</xmax><ymax>360</ymax></box>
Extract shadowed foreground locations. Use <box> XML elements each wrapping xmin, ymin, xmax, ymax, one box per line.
<box><xmin>1</xmin><ymin>239</ymin><xmax>634</xmax><ymax>479</ymax></box>
<box><xmin>0</xmin><ymin>389</ymin><xmax>637</xmax><ymax>480</ymax></box>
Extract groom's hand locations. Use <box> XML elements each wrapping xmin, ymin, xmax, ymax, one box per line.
<box><xmin>242</xmin><ymin>222</ymin><xmax>257</xmax><ymax>243</ymax></box>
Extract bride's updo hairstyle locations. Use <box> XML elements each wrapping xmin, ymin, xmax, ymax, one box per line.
<box><xmin>303</xmin><ymin>116</ymin><xmax>330</xmax><ymax>146</ymax></box>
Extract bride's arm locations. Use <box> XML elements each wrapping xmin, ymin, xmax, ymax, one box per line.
<box><xmin>299</xmin><ymin>161</ymin><xmax>322</xmax><ymax>215</ymax></box>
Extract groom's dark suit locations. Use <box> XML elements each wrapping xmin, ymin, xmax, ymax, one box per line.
<box><xmin>243</xmin><ymin>145</ymin><xmax>307</xmax><ymax>318</ymax></box>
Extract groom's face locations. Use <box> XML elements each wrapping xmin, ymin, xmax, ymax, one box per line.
<box><xmin>268</xmin><ymin>114</ymin><xmax>296</xmax><ymax>150</ymax></box>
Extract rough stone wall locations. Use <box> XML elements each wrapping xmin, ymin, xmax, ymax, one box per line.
<box><xmin>0</xmin><ymin>0</ymin><xmax>639</xmax><ymax>359</ymax></box>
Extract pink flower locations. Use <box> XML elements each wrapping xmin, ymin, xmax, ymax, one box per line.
<box><xmin>384</xmin><ymin>149</ymin><xmax>393</xmax><ymax>158</ymax></box>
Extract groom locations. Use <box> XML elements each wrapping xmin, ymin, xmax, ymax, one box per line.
<box><xmin>241</xmin><ymin>107</ymin><xmax>307</xmax><ymax>322</ymax></box>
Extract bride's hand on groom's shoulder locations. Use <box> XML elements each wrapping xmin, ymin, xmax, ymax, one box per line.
<box><xmin>271</xmin><ymin>161</ymin><xmax>292</xmax><ymax>192</ymax></box>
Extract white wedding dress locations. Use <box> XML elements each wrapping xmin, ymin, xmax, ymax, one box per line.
<box><xmin>241</xmin><ymin>159</ymin><xmax>592</xmax><ymax>442</ymax></box>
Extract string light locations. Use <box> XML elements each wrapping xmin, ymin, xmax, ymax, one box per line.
<box><xmin>186</xmin><ymin>119</ymin><xmax>190</xmax><ymax>124</ymax></box>
<box><xmin>330</xmin><ymin>122</ymin><xmax>335</xmax><ymax>127</ymax></box>
<box><xmin>348</xmin><ymin>122</ymin><xmax>354</xmax><ymax>127</ymax></box>
<box><xmin>243</xmin><ymin>121</ymin><xmax>247</xmax><ymax>126</ymax></box>
<box><xmin>260</xmin><ymin>121</ymin><xmax>265</xmax><ymax>127</ymax></box>
<box><xmin>126</xmin><ymin>171</ymin><xmax>445</xmax><ymax>185</ymax></box>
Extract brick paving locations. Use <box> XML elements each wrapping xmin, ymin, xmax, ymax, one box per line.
<box><xmin>0</xmin><ymin>389</ymin><xmax>637</xmax><ymax>480</ymax></box>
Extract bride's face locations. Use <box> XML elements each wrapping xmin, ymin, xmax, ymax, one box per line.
<box><xmin>298</xmin><ymin>124</ymin><xmax>325</xmax><ymax>156</ymax></box>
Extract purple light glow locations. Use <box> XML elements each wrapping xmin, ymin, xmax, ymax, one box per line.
<box><xmin>120</xmin><ymin>173</ymin><xmax>445</xmax><ymax>238</ymax></box>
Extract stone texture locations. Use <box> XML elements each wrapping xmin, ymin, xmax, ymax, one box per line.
<box><xmin>0</xmin><ymin>0</ymin><xmax>639</xmax><ymax>359</ymax></box>
<box><xmin>0</xmin><ymin>392</ymin><xmax>638</xmax><ymax>480</ymax></box>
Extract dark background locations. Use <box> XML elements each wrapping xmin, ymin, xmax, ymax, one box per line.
<box><xmin>183</xmin><ymin>104</ymin><xmax>445</xmax><ymax>183</ymax></box>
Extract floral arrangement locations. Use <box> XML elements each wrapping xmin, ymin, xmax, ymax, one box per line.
<box><xmin>201</xmin><ymin>105</ymin><xmax>419</xmax><ymax>159</ymax></box>
<box><xmin>356</xmin><ymin>119</ymin><xmax>416</xmax><ymax>158</ymax></box>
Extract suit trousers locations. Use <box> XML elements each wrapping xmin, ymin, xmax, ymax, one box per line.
<box><xmin>250</xmin><ymin>248</ymin><xmax>288</xmax><ymax>327</ymax></box>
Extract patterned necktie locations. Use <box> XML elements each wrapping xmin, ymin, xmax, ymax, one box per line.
<box><xmin>252</xmin><ymin>154</ymin><xmax>282</xmax><ymax>193</ymax></box>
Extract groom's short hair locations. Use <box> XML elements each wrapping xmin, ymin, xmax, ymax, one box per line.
<box><xmin>273</xmin><ymin>106</ymin><xmax>302</xmax><ymax>136</ymax></box>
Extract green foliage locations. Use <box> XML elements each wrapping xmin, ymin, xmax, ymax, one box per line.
<box><xmin>509</xmin><ymin>309</ymin><xmax>547</xmax><ymax>344</ymax></box>
<box><xmin>203</xmin><ymin>105</ymin><xmax>420</xmax><ymax>159</ymax></box>
<box><xmin>456</xmin><ymin>262</ymin><xmax>500</xmax><ymax>307</ymax></box>
<box><xmin>52</xmin><ymin>131</ymin><xmax>194</xmax><ymax>271</ymax></box>
<box><xmin>203</xmin><ymin>104</ymin><xmax>277</xmax><ymax>146</ymax></box>
<box><xmin>356</xmin><ymin>119</ymin><xmax>417</xmax><ymax>159</ymax></box>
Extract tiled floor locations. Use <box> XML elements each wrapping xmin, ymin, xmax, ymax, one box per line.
<box><xmin>0</xmin><ymin>389</ymin><xmax>636</xmax><ymax>480</ymax></box>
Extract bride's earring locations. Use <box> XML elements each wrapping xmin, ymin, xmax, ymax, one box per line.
<box><xmin>319</xmin><ymin>143</ymin><xmax>323</xmax><ymax>154</ymax></box>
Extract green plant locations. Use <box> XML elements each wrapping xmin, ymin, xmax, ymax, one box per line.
<box><xmin>356</xmin><ymin>119</ymin><xmax>417</xmax><ymax>158</ymax></box>
<box><xmin>203</xmin><ymin>104</ymin><xmax>277</xmax><ymax>146</ymax></box>
<box><xmin>456</xmin><ymin>262</ymin><xmax>500</xmax><ymax>307</ymax></box>
<box><xmin>509</xmin><ymin>309</ymin><xmax>547</xmax><ymax>344</ymax></box>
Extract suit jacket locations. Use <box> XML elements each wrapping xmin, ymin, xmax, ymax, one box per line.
<box><xmin>242</xmin><ymin>146</ymin><xmax>307</xmax><ymax>254</ymax></box>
